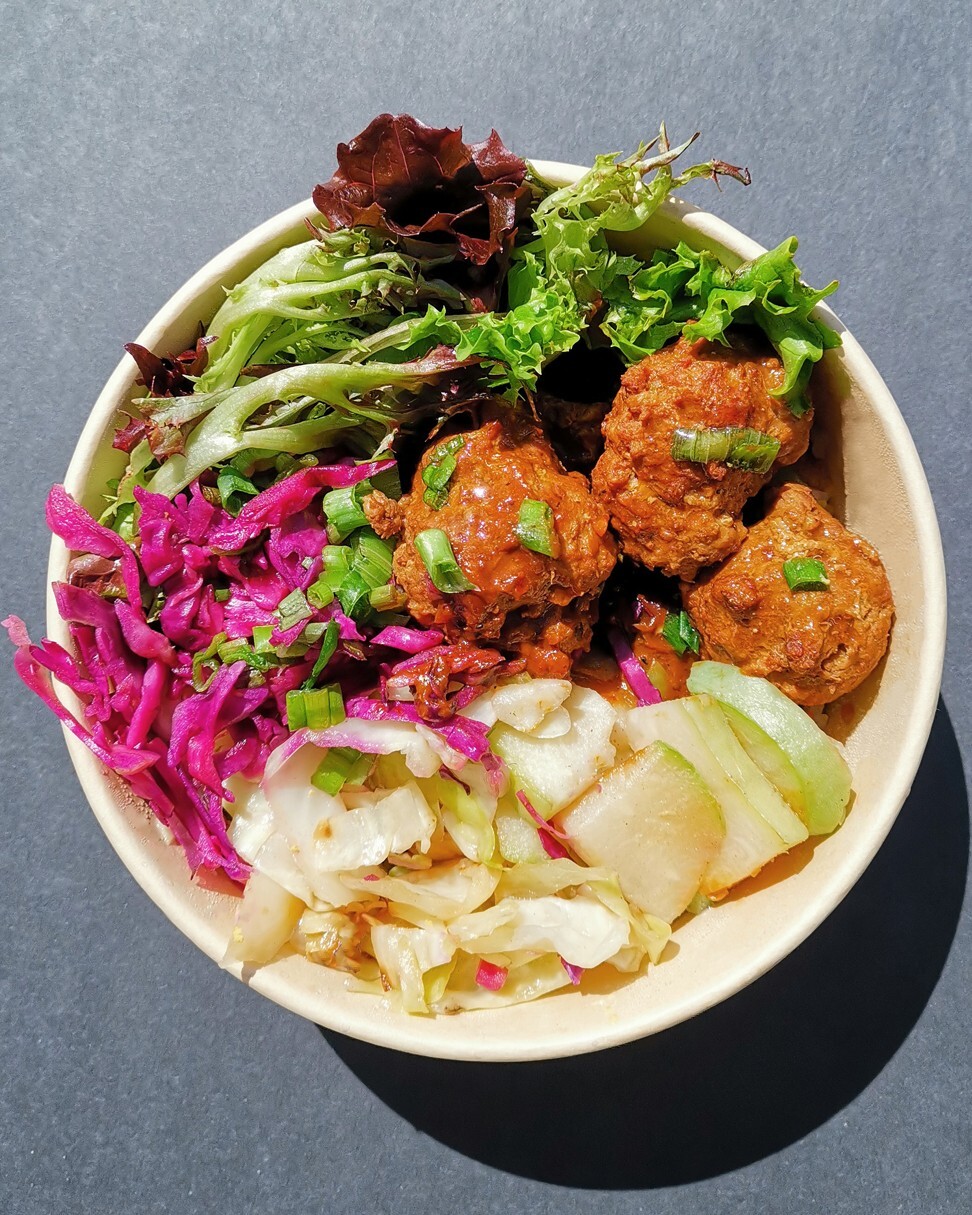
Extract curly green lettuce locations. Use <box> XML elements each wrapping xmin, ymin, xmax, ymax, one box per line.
<box><xmin>196</xmin><ymin>228</ymin><xmax>472</xmax><ymax>393</ymax></box>
<box><xmin>455</xmin><ymin>128</ymin><xmax>752</xmax><ymax>395</ymax></box>
<box><xmin>601</xmin><ymin>237</ymin><xmax>840</xmax><ymax>414</ymax></box>
<box><xmin>454</xmin><ymin>127</ymin><xmax>838</xmax><ymax>413</ymax></box>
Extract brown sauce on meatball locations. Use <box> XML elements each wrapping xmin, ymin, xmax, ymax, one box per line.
<box><xmin>391</xmin><ymin>404</ymin><xmax>617</xmax><ymax>676</ymax></box>
<box><xmin>592</xmin><ymin>333</ymin><xmax>813</xmax><ymax>580</ymax></box>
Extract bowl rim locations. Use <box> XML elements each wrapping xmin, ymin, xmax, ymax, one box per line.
<box><xmin>47</xmin><ymin>160</ymin><xmax>948</xmax><ymax>1061</ymax></box>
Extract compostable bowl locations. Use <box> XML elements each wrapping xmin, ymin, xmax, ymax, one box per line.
<box><xmin>47</xmin><ymin>162</ymin><xmax>947</xmax><ymax>1061</ymax></box>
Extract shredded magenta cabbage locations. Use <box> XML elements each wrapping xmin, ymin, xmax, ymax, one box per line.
<box><xmin>516</xmin><ymin>790</ymin><xmax>571</xmax><ymax>858</ymax></box>
<box><xmin>7</xmin><ymin>467</ymin><xmax>433</xmax><ymax>881</ymax></box>
<box><xmin>608</xmin><ymin>627</ymin><xmax>662</xmax><ymax>707</ymax></box>
<box><xmin>560</xmin><ymin>958</ymin><xmax>584</xmax><ymax>986</ymax></box>
<box><xmin>475</xmin><ymin>959</ymin><xmax>509</xmax><ymax>991</ymax></box>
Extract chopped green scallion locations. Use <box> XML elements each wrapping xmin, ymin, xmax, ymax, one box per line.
<box><xmin>337</xmin><ymin>570</ymin><xmax>376</xmax><ymax>622</ymax></box>
<box><xmin>420</xmin><ymin>436</ymin><xmax>464</xmax><ymax>511</ymax></box>
<box><xmin>307</xmin><ymin>578</ymin><xmax>335</xmax><ymax>610</ymax></box>
<box><xmin>320</xmin><ymin>546</ymin><xmax>352</xmax><ymax>593</ymax></box>
<box><xmin>351</xmin><ymin>528</ymin><xmax>394</xmax><ymax>589</ymax></box>
<box><xmin>311</xmin><ymin>746</ymin><xmax>373</xmax><ymax>795</ymax></box>
<box><xmin>276</xmin><ymin>588</ymin><xmax>313</xmax><ymax>631</ymax></box>
<box><xmin>432</xmin><ymin>435</ymin><xmax>466</xmax><ymax>460</ymax></box>
<box><xmin>671</xmin><ymin>426</ymin><xmax>781</xmax><ymax>474</ymax></box>
<box><xmin>783</xmin><ymin>557</ymin><xmax>830</xmax><ymax>591</ymax></box>
<box><xmin>369</xmin><ymin>583</ymin><xmax>407</xmax><ymax>612</ymax></box>
<box><xmin>423</xmin><ymin>487</ymin><xmax>448</xmax><ymax>510</ymax></box>
<box><xmin>414</xmin><ymin>529</ymin><xmax>477</xmax><ymax>594</ymax></box>
<box><xmin>422</xmin><ymin>453</ymin><xmax>458</xmax><ymax>493</ymax></box>
<box><xmin>286</xmin><ymin>684</ymin><xmax>346</xmax><ymax>732</ymax></box>
<box><xmin>515</xmin><ymin>498</ymin><xmax>557</xmax><ymax>557</ymax></box>
<box><xmin>216</xmin><ymin>466</ymin><xmax>259</xmax><ymax>516</ymax></box>
<box><xmin>191</xmin><ymin>632</ymin><xmax>228</xmax><ymax>691</ymax></box>
<box><xmin>322</xmin><ymin>480</ymin><xmax>372</xmax><ymax>542</ymax></box>
<box><xmin>216</xmin><ymin>639</ymin><xmax>276</xmax><ymax>672</ymax></box>
<box><xmin>304</xmin><ymin>620</ymin><xmax>340</xmax><ymax>688</ymax></box>
<box><xmin>252</xmin><ymin>625</ymin><xmax>274</xmax><ymax>653</ymax></box>
<box><xmin>661</xmin><ymin>610</ymin><xmax>701</xmax><ymax>657</ymax></box>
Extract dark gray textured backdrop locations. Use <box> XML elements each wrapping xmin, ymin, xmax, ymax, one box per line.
<box><xmin>1</xmin><ymin>2</ymin><xmax>969</xmax><ymax>1212</ymax></box>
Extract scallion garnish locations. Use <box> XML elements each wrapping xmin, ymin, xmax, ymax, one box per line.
<box><xmin>216</xmin><ymin>465</ymin><xmax>259</xmax><ymax>516</ymax></box>
<box><xmin>322</xmin><ymin>480</ymin><xmax>372</xmax><ymax>542</ymax></box>
<box><xmin>216</xmin><ymin>638</ymin><xmax>277</xmax><ymax>672</ymax></box>
<box><xmin>661</xmin><ymin>610</ymin><xmax>701</xmax><ymax>657</ymax></box>
<box><xmin>311</xmin><ymin>746</ymin><xmax>372</xmax><ymax>795</ymax></box>
<box><xmin>337</xmin><ymin>570</ymin><xmax>375</xmax><ymax>622</ymax></box>
<box><xmin>414</xmin><ymin>528</ymin><xmax>477</xmax><ymax>593</ymax></box>
<box><xmin>304</xmin><ymin>620</ymin><xmax>340</xmax><ymax>688</ymax></box>
<box><xmin>286</xmin><ymin>683</ymin><xmax>345</xmax><ymax>732</ymax></box>
<box><xmin>671</xmin><ymin>426</ymin><xmax>781</xmax><ymax>474</ymax></box>
<box><xmin>423</xmin><ymin>486</ymin><xmax>448</xmax><ymax>510</ymax></box>
<box><xmin>782</xmin><ymin>557</ymin><xmax>830</xmax><ymax>591</ymax></box>
<box><xmin>369</xmin><ymin>583</ymin><xmax>407</xmax><ymax>612</ymax></box>
<box><xmin>421</xmin><ymin>436</ymin><xmax>464</xmax><ymax>510</ymax></box>
<box><xmin>213</xmin><ymin>587</ymin><xmax>231</xmax><ymax>603</ymax></box>
<box><xmin>515</xmin><ymin>498</ymin><xmax>557</xmax><ymax>557</ymax></box>
<box><xmin>432</xmin><ymin>435</ymin><xmax>466</xmax><ymax>460</ymax></box>
<box><xmin>276</xmin><ymin>588</ymin><xmax>313</xmax><ymax>631</ymax></box>
<box><xmin>191</xmin><ymin>632</ymin><xmax>228</xmax><ymax>691</ymax></box>
<box><xmin>252</xmin><ymin>625</ymin><xmax>274</xmax><ymax>653</ymax></box>
<box><xmin>351</xmin><ymin>529</ymin><xmax>394</xmax><ymax>589</ymax></box>
<box><xmin>320</xmin><ymin>546</ymin><xmax>352</xmax><ymax>593</ymax></box>
<box><xmin>306</xmin><ymin>578</ymin><xmax>335</xmax><ymax>610</ymax></box>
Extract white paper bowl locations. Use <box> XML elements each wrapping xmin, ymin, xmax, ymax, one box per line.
<box><xmin>48</xmin><ymin>162</ymin><xmax>947</xmax><ymax>1061</ymax></box>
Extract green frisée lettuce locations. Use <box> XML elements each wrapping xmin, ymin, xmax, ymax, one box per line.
<box><xmin>197</xmin><ymin>230</ymin><xmax>472</xmax><ymax>393</ymax></box>
<box><xmin>444</xmin><ymin>128</ymin><xmax>837</xmax><ymax>410</ymax></box>
<box><xmin>110</xmin><ymin>123</ymin><xmax>838</xmax><ymax>504</ymax></box>
<box><xmin>601</xmin><ymin>238</ymin><xmax>839</xmax><ymax>413</ymax></box>
<box><xmin>143</xmin><ymin>349</ymin><xmax>466</xmax><ymax>497</ymax></box>
<box><xmin>452</xmin><ymin>129</ymin><xmax>752</xmax><ymax>396</ymax></box>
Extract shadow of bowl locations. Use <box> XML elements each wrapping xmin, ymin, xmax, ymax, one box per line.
<box><xmin>323</xmin><ymin>699</ymin><xmax>968</xmax><ymax>1188</ymax></box>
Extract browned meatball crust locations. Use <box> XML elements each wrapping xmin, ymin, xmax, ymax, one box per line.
<box><xmin>592</xmin><ymin>335</ymin><xmax>813</xmax><ymax>580</ymax></box>
<box><xmin>682</xmin><ymin>483</ymin><xmax>894</xmax><ymax>706</ymax></box>
<box><xmin>391</xmin><ymin>406</ymin><xmax>617</xmax><ymax>676</ymax></box>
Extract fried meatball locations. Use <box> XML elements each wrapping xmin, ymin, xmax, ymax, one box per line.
<box><xmin>682</xmin><ymin>483</ymin><xmax>894</xmax><ymax>705</ymax></box>
<box><xmin>391</xmin><ymin>405</ymin><xmax>617</xmax><ymax>676</ymax></box>
<box><xmin>591</xmin><ymin>334</ymin><xmax>812</xmax><ymax>580</ymax></box>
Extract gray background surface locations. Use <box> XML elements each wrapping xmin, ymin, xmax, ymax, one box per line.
<box><xmin>1</xmin><ymin>1</ymin><xmax>969</xmax><ymax>1211</ymax></box>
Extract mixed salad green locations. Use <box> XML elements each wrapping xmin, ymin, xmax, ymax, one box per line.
<box><xmin>5</xmin><ymin>115</ymin><xmax>850</xmax><ymax>1013</ymax></box>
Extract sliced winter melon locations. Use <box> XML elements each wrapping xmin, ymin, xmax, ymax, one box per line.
<box><xmin>687</xmin><ymin>662</ymin><xmax>852</xmax><ymax>835</ymax></box>
<box><xmin>681</xmin><ymin>696</ymin><xmax>808</xmax><ymax>848</ymax></box>
<box><xmin>621</xmin><ymin>700</ymin><xmax>790</xmax><ymax>895</ymax></box>
<box><xmin>557</xmin><ymin>741</ymin><xmax>725</xmax><ymax>922</ymax></box>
